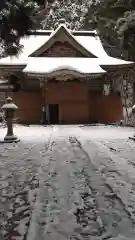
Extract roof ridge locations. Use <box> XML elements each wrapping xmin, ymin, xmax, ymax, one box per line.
<box><xmin>28</xmin><ymin>29</ymin><xmax>98</xmax><ymax>37</ymax></box>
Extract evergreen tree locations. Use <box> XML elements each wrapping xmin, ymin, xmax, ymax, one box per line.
<box><xmin>0</xmin><ymin>0</ymin><xmax>47</xmax><ymax>56</ymax></box>
<box><xmin>85</xmin><ymin>0</ymin><xmax>135</xmax><ymax>60</ymax></box>
<box><xmin>42</xmin><ymin>0</ymin><xmax>92</xmax><ymax>30</ymax></box>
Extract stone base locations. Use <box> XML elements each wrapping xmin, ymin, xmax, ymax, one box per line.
<box><xmin>0</xmin><ymin>135</ymin><xmax>20</xmax><ymax>143</ymax></box>
<box><xmin>129</xmin><ymin>136</ymin><xmax>135</xmax><ymax>141</ymax></box>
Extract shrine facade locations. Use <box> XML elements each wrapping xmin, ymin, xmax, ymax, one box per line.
<box><xmin>0</xmin><ymin>20</ymin><xmax>135</xmax><ymax>124</ymax></box>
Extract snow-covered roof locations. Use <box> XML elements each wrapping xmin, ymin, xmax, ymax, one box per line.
<box><xmin>0</xmin><ymin>23</ymin><xmax>134</xmax><ymax>74</ymax></box>
<box><xmin>23</xmin><ymin>57</ymin><xmax>106</xmax><ymax>76</ymax></box>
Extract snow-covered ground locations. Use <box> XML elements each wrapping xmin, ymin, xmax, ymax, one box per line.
<box><xmin>0</xmin><ymin>125</ymin><xmax>135</xmax><ymax>240</ymax></box>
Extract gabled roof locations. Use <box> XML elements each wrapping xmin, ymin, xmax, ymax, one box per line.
<box><xmin>29</xmin><ymin>23</ymin><xmax>97</xmax><ymax>58</ymax></box>
<box><xmin>0</xmin><ymin>25</ymin><xmax>134</xmax><ymax>74</ymax></box>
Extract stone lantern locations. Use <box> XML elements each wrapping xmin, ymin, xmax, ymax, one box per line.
<box><xmin>103</xmin><ymin>83</ymin><xmax>110</xmax><ymax>96</ymax></box>
<box><xmin>1</xmin><ymin>97</ymin><xmax>20</xmax><ymax>142</ymax></box>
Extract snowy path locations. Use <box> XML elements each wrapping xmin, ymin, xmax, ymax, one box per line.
<box><xmin>0</xmin><ymin>125</ymin><xmax>135</xmax><ymax>240</ymax></box>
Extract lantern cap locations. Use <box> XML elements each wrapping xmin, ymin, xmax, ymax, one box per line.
<box><xmin>1</xmin><ymin>97</ymin><xmax>18</xmax><ymax>110</ymax></box>
<box><xmin>6</xmin><ymin>97</ymin><xmax>13</xmax><ymax>103</ymax></box>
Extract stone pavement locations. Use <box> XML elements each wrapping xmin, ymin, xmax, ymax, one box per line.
<box><xmin>0</xmin><ymin>125</ymin><xmax>135</xmax><ymax>240</ymax></box>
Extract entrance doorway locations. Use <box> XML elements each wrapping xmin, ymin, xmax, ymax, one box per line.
<box><xmin>49</xmin><ymin>104</ymin><xmax>59</xmax><ymax>124</ymax></box>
